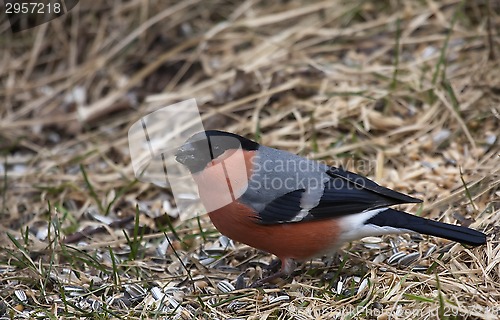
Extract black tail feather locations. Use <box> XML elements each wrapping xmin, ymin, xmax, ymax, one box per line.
<box><xmin>366</xmin><ymin>208</ymin><xmax>486</xmax><ymax>246</ymax></box>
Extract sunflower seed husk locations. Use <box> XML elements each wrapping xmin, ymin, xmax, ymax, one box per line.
<box><xmin>362</xmin><ymin>236</ymin><xmax>383</xmax><ymax>244</ymax></box>
<box><xmin>87</xmin><ymin>211</ymin><xmax>113</xmax><ymax>225</ymax></box>
<box><xmin>390</xmin><ymin>240</ymin><xmax>399</xmax><ymax>254</ymax></box>
<box><xmin>218</xmin><ymin>235</ymin><xmax>232</xmax><ymax>248</ymax></box>
<box><xmin>76</xmin><ymin>298</ymin><xmax>91</xmax><ymax>311</ymax></box>
<box><xmin>227</xmin><ymin>300</ymin><xmax>247</xmax><ymax>311</ymax></box>
<box><xmin>363</xmin><ymin>243</ymin><xmax>382</xmax><ymax>249</ymax></box>
<box><xmin>0</xmin><ymin>265</ymin><xmax>16</xmax><ymax>273</ymax></box>
<box><xmin>90</xmin><ymin>299</ymin><xmax>102</xmax><ymax>311</ymax></box>
<box><xmin>63</xmin><ymin>285</ymin><xmax>86</xmax><ymax>297</ymax></box>
<box><xmin>166</xmin><ymin>295</ymin><xmax>180</xmax><ymax>309</ymax></box>
<box><xmin>36</xmin><ymin>226</ymin><xmax>49</xmax><ymax>241</ymax></box>
<box><xmin>387</xmin><ymin>251</ymin><xmax>407</xmax><ymax>265</ymax></box>
<box><xmin>373</xmin><ymin>254</ymin><xmax>386</xmax><ymax>264</ymax></box>
<box><xmin>268</xmin><ymin>295</ymin><xmax>290</xmax><ymax>304</ymax></box>
<box><xmin>125</xmin><ymin>283</ymin><xmax>146</xmax><ymax>299</ymax></box>
<box><xmin>14</xmin><ymin>290</ymin><xmax>27</xmax><ymax>302</ymax></box>
<box><xmin>424</xmin><ymin>245</ymin><xmax>437</xmax><ymax>258</ymax></box>
<box><xmin>151</xmin><ymin>287</ymin><xmax>165</xmax><ymax>300</ymax></box>
<box><xmin>204</xmin><ymin>247</ymin><xmax>227</xmax><ymax>255</ymax></box>
<box><xmin>412</xmin><ymin>265</ymin><xmax>429</xmax><ymax>272</ymax></box>
<box><xmin>200</xmin><ymin>257</ymin><xmax>217</xmax><ymax>266</ymax></box>
<box><xmin>217</xmin><ymin>280</ymin><xmax>235</xmax><ymax>293</ymax></box>
<box><xmin>398</xmin><ymin>252</ymin><xmax>421</xmax><ymax>267</ymax></box>
<box><xmin>336</xmin><ymin>280</ymin><xmax>343</xmax><ymax>294</ymax></box>
<box><xmin>157</xmin><ymin>237</ymin><xmax>171</xmax><ymax>256</ymax></box>
<box><xmin>164</xmin><ymin>287</ymin><xmax>185</xmax><ymax>302</ymax></box>
<box><xmin>357</xmin><ymin>278</ymin><xmax>369</xmax><ymax>295</ymax></box>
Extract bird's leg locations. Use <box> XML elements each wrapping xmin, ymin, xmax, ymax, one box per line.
<box><xmin>250</xmin><ymin>258</ymin><xmax>296</xmax><ymax>287</ymax></box>
<box><xmin>266</xmin><ymin>258</ymin><xmax>282</xmax><ymax>271</ymax></box>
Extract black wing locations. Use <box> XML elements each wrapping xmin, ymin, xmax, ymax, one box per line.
<box><xmin>257</xmin><ymin>167</ymin><xmax>422</xmax><ymax>224</ymax></box>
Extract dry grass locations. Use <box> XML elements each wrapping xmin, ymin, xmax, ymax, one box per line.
<box><xmin>1</xmin><ymin>0</ymin><xmax>499</xmax><ymax>319</ymax></box>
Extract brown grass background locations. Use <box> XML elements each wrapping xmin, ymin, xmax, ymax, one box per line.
<box><xmin>0</xmin><ymin>0</ymin><xmax>499</xmax><ymax>319</ymax></box>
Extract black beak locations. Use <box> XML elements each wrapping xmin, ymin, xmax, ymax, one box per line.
<box><xmin>175</xmin><ymin>143</ymin><xmax>196</xmax><ymax>165</ymax></box>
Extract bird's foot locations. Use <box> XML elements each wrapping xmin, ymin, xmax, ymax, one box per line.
<box><xmin>249</xmin><ymin>258</ymin><xmax>296</xmax><ymax>288</ymax></box>
<box><xmin>265</xmin><ymin>258</ymin><xmax>282</xmax><ymax>271</ymax></box>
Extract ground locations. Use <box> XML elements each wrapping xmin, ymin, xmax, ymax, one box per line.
<box><xmin>0</xmin><ymin>1</ymin><xmax>499</xmax><ymax>319</ymax></box>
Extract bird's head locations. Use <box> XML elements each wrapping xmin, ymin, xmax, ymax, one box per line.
<box><xmin>175</xmin><ymin>130</ymin><xmax>259</xmax><ymax>174</ymax></box>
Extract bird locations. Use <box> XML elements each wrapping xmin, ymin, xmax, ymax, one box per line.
<box><xmin>175</xmin><ymin>130</ymin><xmax>487</xmax><ymax>287</ymax></box>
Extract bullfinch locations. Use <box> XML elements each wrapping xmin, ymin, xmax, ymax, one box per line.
<box><xmin>175</xmin><ymin>130</ymin><xmax>486</xmax><ymax>286</ymax></box>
